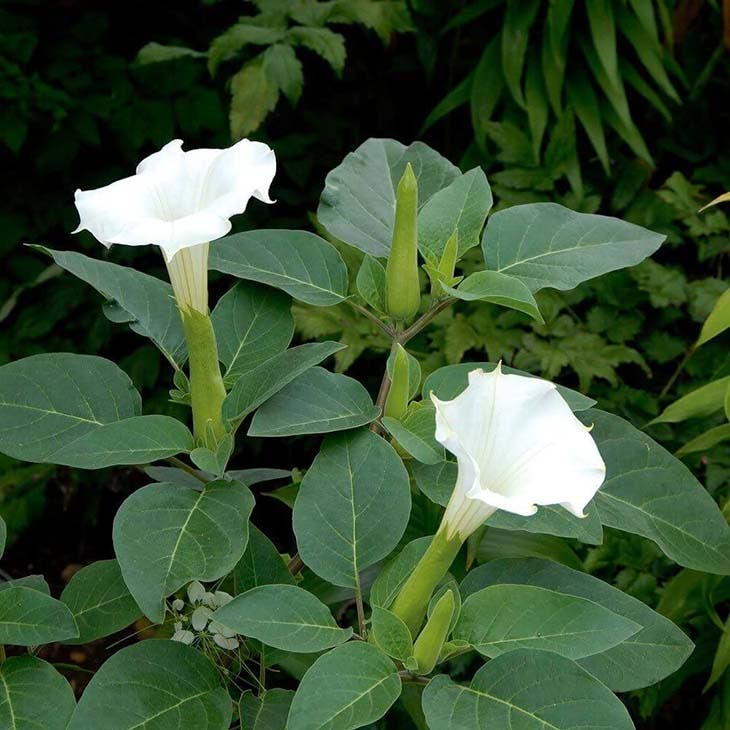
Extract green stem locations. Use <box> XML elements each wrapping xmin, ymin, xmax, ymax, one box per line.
<box><xmin>180</xmin><ymin>310</ymin><xmax>227</xmax><ymax>447</ymax></box>
<box><xmin>390</xmin><ymin>527</ymin><xmax>463</xmax><ymax>636</ymax></box>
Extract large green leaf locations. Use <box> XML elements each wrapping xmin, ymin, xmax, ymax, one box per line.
<box><xmin>209</xmin><ymin>230</ymin><xmax>348</xmax><ymax>306</ymax></box>
<box><xmin>588</xmin><ymin>409</ymin><xmax>730</xmax><ymax>574</ymax></box>
<box><xmin>418</xmin><ymin>167</ymin><xmax>492</xmax><ymax>259</ymax></box>
<box><xmin>249</xmin><ymin>367</ymin><xmax>380</xmax><ymax>437</ymax></box>
<box><xmin>442</xmin><ymin>271</ymin><xmax>543</xmax><ymax>321</ymax></box>
<box><xmin>113</xmin><ymin>479</ymin><xmax>254</xmax><ymax>622</ymax></box>
<box><xmin>293</xmin><ymin>429</ymin><xmax>410</xmax><ymax>588</ymax></box>
<box><xmin>223</xmin><ymin>342</ymin><xmax>345</xmax><ymax>424</ymax></box>
<box><xmin>0</xmin><ymin>586</ymin><xmax>78</xmax><ymax>645</ymax></box>
<box><xmin>422</xmin><ymin>649</ymin><xmax>634</xmax><ymax>729</ymax></box>
<box><xmin>240</xmin><ymin>689</ymin><xmax>294</xmax><ymax>730</ymax></box>
<box><xmin>651</xmin><ymin>376</ymin><xmax>730</xmax><ymax>425</ymax></box>
<box><xmin>317</xmin><ymin>138</ymin><xmax>459</xmax><ymax>257</ymax></box>
<box><xmin>455</xmin><ymin>584</ymin><xmax>640</xmax><ymax>659</ymax></box>
<box><xmin>0</xmin><ymin>354</ymin><xmax>140</xmax><ymax>465</ymax></box>
<box><xmin>212</xmin><ymin>584</ymin><xmax>352</xmax><ymax>652</ymax></box>
<box><xmin>287</xmin><ymin>642</ymin><xmax>401</xmax><ymax>730</ymax></box>
<box><xmin>60</xmin><ymin>559</ymin><xmax>142</xmax><ymax>644</ymax></box>
<box><xmin>211</xmin><ymin>282</ymin><xmax>293</xmax><ymax>380</ymax></box>
<box><xmin>411</xmin><ymin>460</ymin><xmax>603</xmax><ymax>544</ymax></box>
<box><xmin>422</xmin><ymin>361</ymin><xmax>596</xmax><ymax>411</ymax></box>
<box><xmin>483</xmin><ymin>203</ymin><xmax>665</xmax><ymax>293</ymax></box>
<box><xmin>37</xmin><ymin>248</ymin><xmax>185</xmax><ymax>367</ymax></box>
<box><xmin>54</xmin><ymin>415</ymin><xmax>193</xmax><ymax>469</ymax></box>
<box><xmin>0</xmin><ymin>656</ymin><xmax>75</xmax><ymax>730</ymax></box>
<box><xmin>461</xmin><ymin>558</ymin><xmax>694</xmax><ymax>691</ymax></box>
<box><xmin>68</xmin><ymin>640</ymin><xmax>231</xmax><ymax>730</ymax></box>
<box><xmin>232</xmin><ymin>525</ymin><xmax>294</xmax><ymax>594</ymax></box>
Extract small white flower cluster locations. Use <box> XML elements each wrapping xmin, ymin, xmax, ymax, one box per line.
<box><xmin>171</xmin><ymin>581</ymin><xmax>239</xmax><ymax>650</ymax></box>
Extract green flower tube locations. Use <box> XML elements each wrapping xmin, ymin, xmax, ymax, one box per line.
<box><xmin>385</xmin><ymin>163</ymin><xmax>420</xmax><ymax>321</ymax></box>
<box><xmin>384</xmin><ymin>344</ymin><xmax>411</xmax><ymax>419</ymax></box>
<box><xmin>412</xmin><ymin>589</ymin><xmax>456</xmax><ymax>674</ymax></box>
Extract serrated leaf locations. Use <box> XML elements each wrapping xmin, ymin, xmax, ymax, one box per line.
<box><xmin>418</xmin><ymin>168</ymin><xmax>492</xmax><ymax>259</ymax></box>
<box><xmin>293</xmin><ymin>429</ymin><xmax>410</xmax><ymax>588</ymax></box>
<box><xmin>455</xmin><ymin>584</ymin><xmax>640</xmax><ymax>659</ymax></box>
<box><xmin>287</xmin><ymin>642</ymin><xmax>401</xmax><ymax>730</ymax></box>
<box><xmin>55</xmin><ymin>415</ymin><xmax>193</xmax><ymax>469</ymax></box>
<box><xmin>422</xmin><ymin>649</ymin><xmax>634</xmax><ymax>729</ymax></box>
<box><xmin>68</xmin><ymin>640</ymin><xmax>231</xmax><ymax>729</ymax></box>
<box><xmin>249</xmin><ymin>367</ymin><xmax>379</xmax><ymax>436</ymax></box>
<box><xmin>356</xmin><ymin>255</ymin><xmax>387</xmax><ymax>312</ymax></box>
<box><xmin>0</xmin><ymin>656</ymin><xmax>75</xmax><ymax>730</ymax></box>
<box><xmin>371</xmin><ymin>606</ymin><xmax>413</xmax><ymax>661</ymax></box>
<box><xmin>233</xmin><ymin>525</ymin><xmax>294</xmax><ymax>594</ymax></box>
<box><xmin>113</xmin><ymin>480</ymin><xmax>254</xmax><ymax>622</ymax></box>
<box><xmin>263</xmin><ymin>43</ymin><xmax>304</xmax><ymax>104</ymax></box>
<box><xmin>240</xmin><ymin>689</ymin><xmax>294</xmax><ymax>730</ymax></box>
<box><xmin>0</xmin><ymin>354</ymin><xmax>140</xmax><ymax>466</ymax></box>
<box><xmin>212</xmin><ymin>282</ymin><xmax>293</xmax><ymax>380</ymax></box>
<box><xmin>210</xmin><ymin>229</ymin><xmax>348</xmax><ymax>306</ymax></box>
<box><xmin>213</xmin><ymin>584</ymin><xmax>352</xmax><ymax>652</ymax></box>
<box><xmin>442</xmin><ymin>270</ymin><xmax>543</xmax><ymax>321</ymax></box>
<box><xmin>209</xmin><ymin>24</ymin><xmax>287</xmax><ymax>75</ymax></box>
<box><xmin>588</xmin><ymin>409</ymin><xmax>730</xmax><ymax>574</ymax></box>
<box><xmin>461</xmin><ymin>558</ymin><xmax>694</xmax><ymax>691</ymax></box>
<box><xmin>483</xmin><ymin>202</ymin><xmax>665</xmax><ymax>293</ymax></box>
<box><xmin>230</xmin><ymin>58</ymin><xmax>280</xmax><ymax>138</ymax></box>
<box><xmin>136</xmin><ymin>42</ymin><xmax>206</xmax><ymax>65</ymax></box>
<box><xmin>422</xmin><ymin>361</ymin><xmax>596</xmax><ymax>412</ymax></box>
<box><xmin>288</xmin><ymin>26</ymin><xmax>346</xmax><ymax>75</ymax></box>
<box><xmin>0</xmin><ymin>586</ymin><xmax>78</xmax><ymax>646</ymax></box>
<box><xmin>60</xmin><ymin>559</ymin><xmax>141</xmax><ymax>644</ymax></box>
<box><xmin>36</xmin><ymin>248</ymin><xmax>185</xmax><ymax>367</ymax></box>
<box><xmin>318</xmin><ymin>138</ymin><xmax>459</xmax><ymax>257</ymax></box>
<box><xmin>224</xmin><ymin>342</ymin><xmax>345</xmax><ymax>423</ymax></box>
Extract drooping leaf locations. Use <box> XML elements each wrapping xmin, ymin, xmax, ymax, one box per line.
<box><xmin>0</xmin><ymin>586</ymin><xmax>78</xmax><ymax>646</ymax></box>
<box><xmin>113</xmin><ymin>480</ymin><xmax>254</xmax><ymax>622</ymax></box>
<box><xmin>442</xmin><ymin>270</ymin><xmax>543</xmax><ymax>321</ymax></box>
<box><xmin>470</xmin><ymin>37</ymin><xmax>503</xmax><ymax>148</ymax></box>
<box><xmin>525</xmin><ymin>56</ymin><xmax>549</xmax><ymax>162</ymax></box>
<box><xmin>501</xmin><ymin>0</ymin><xmax>541</xmax><ymax>107</ymax></box>
<box><xmin>224</xmin><ymin>342</ymin><xmax>345</xmax><ymax>423</ymax></box>
<box><xmin>567</xmin><ymin>68</ymin><xmax>610</xmax><ymax>174</ymax></box>
<box><xmin>317</xmin><ymin>138</ymin><xmax>459</xmax><ymax>257</ymax></box>
<box><xmin>651</xmin><ymin>376</ymin><xmax>730</xmax><ymax>425</ymax></box>
<box><xmin>588</xmin><ymin>409</ymin><xmax>730</xmax><ymax>574</ymax></box>
<box><xmin>418</xmin><ymin>168</ymin><xmax>492</xmax><ymax>259</ymax></box>
<box><xmin>213</xmin><ymin>584</ymin><xmax>352</xmax><ymax>652</ymax></box>
<box><xmin>233</xmin><ymin>525</ymin><xmax>294</xmax><ymax>594</ymax></box>
<box><xmin>36</xmin><ymin>248</ymin><xmax>185</xmax><ymax>367</ymax></box>
<box><xmin>60</xmin><ymin>560</ymin><xmax>142</xmax><ymax>644</ymax></box>
<box><xmin>483</xmin><ymin>202</ymin><xmax>665</xmax><ymax>293</ymax></box>
<box><xmin>263</xmin><ymin>44</ymin><xmax>304</xmax><ymax>104</ymax></box>
<box><xmin>586</xmin><ymin>0</ymin><xmax>620</xmax><ymax>92</ymax></box>
<box><xmin>212</xmin><ymin>282</ymin><xmax>293</xmax><ymax>380</ymax></box>
<box><xmin>249</xmin><ymin>367</ymin><xmax>380</xmax><ymax>436</ymax></box>
<box><xmin>287</xmin><ymin>642</ymin><xmax>401</xmax><ymax>730</ymax></box>
<box><xmin>210</xmin><ymin>230</ymin><xmax>348</xmax><ymax>306</ymax></box>
<box><xmin>68</xmin><ymin>640</ymin><xmax>231</xmax><ymax>729</ymax></box>
<box><xmin>460</xmin><ymin>558</ymin><xmax>694</xmax><ymax>691</ymax></box>
<box><xmin>422</xmin><ymin>361</ymin><xmax>596</xmax><ymax>412</ymax></box>
<box><xmin>676</xmin><ymin>424</ymin><xmax>730</xmax><ymax>457</ymax></box>
<box><xmin>697</xmin><ymin>288</ymin><xmax>730</xmax><ymax>347</ymax></box>
<box><xmin>240</xmin><ymin>689</ymin><xmax>295</xmax><ymax>730</ymax></box>
<box><xmin>53</xmin><ymin>415</ymin><xmax>193</xmax><ymax>469</ymax></box>
<box><xmin>0</xmin><ymin>656</ymin><xmax>76</xmax><ymax>730</ymax></box>
<box><xmin>455</xmin><ymin>584</ymin><xmax>640</xmax><ymax>659</ymax></box>
<box><xmin>0</xmin><ymin>354</ymin><xmax>140</xmax><ymax>465</ymax></box>
<box><xmin>293</xmin><ymin>429</ymin><xmax>410</xmax><ymax>588</ymax></box>
<box><xmin>422</xmin><ymin>649</ymin><xmax>634</xmax><ymax>729</ymax></box>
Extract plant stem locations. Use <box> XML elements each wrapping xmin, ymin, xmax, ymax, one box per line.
<box><xmin>180</xmin><ymin>310</ymin><xmax>227</xmax><ymax>447</ymax></box>
<box><xmin>287</xmin><ymin>553</ymin><xmax>304</xmax><ymax>575</ymax></box>
<box><xmin>390</xmin><ymin>527</ymin><xmax>462</xmax><ymax>636</ymax></box>
<box><xmin>398</xmin><ymin>299</ymin><xmax>454</xmax><ymax>346</ymax></box>
<box><xmin>355</xmin><ymin>578</ymin><xmax>367</xmax><ymax>638</ymax></box>
<box><xmin>346</xmin><ymin>301</ymin><xmax>396</xmax><ymax>338</ymax></box>
<box><xmin>660</xmin><ymin>344</ymin><xmax>696</xmax><ymax>399</ymax></box>
<box><xmin>166</xmin><ymin>456</ymin><xmax>209</xmax><ymax>483</ymax></box>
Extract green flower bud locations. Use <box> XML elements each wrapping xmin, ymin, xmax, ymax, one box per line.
<box><xmin>384</xmin><ymin>344</ymin><xmax>410</xmax><ymax>419</ymax></box>
<box><xmin>412</xmin><ymin>589</ymin><xmax>456</xmax><ymax>674</ymax></box>
<box><xmin>386</xmin><ymin>163</ymin><xmax>420</xmax><ymax>321</ymax></box>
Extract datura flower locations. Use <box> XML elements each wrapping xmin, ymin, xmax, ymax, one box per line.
<box><xmin>432</xmin><ymin>365</ymin><xmax>606</xmax><ymax>541</ymax></box>
<box><xmin>73</xmin><ymin>138</ymin><xmax>275</xmax><ymax>313</ymax></box>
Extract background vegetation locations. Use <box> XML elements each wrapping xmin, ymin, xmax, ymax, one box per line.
<box><xmin>1</xmin><ymin>0</ymin><xmax>729</xmax><ymax>726</ymax></box>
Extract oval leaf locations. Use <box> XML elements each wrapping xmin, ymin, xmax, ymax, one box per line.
<box><xmin>0</xmin><ymin>354</ymin><xmax>140</xmax><ymax>465</ymax></box>
<box><xmin>212</xmin><ymin>584</ymin><xmax>352</xmax><ymax>652</ymax></box>
<box><xmin>287</xmin><ymin>642</ymin><xmax>401</xmax><ymax>730</ymax></box>
<box><xmin>232</xmin><ymin>525</ymin><xmax>294</xmax><ymax>594</ymax></box>
<box><xmin>113</xmin><ymin>480</ymin><xmax>254</xmax><ymax>623</ymax></box>
<box><xmin>68</xmin><ymin>640</ymin><xmax>231</xmax><ymax>730</ymax></box>
<box><xmin>0</xmin><ymin>586</ymin><xmax>78</xmax><ymax>646</ymax></box>
<box><xmin>370</xmin><ymin>606</ymin><xmax>413</xmax><ymax>661</ymax></box>
<box><xmin>293</xmin><ymin>429</ymin><xmax>410</xmax><ymax>588</ymax></box>
<box><xmin>249</xmin><ymin>367</ymin><xmax>380</xmax><ymax>437</ymax></box>
<box><xmin>240</xmin><ymin>689</ymin><xmax>294</xmax><ymax>730</ymax></box>
<box><xmin>209</xmin><ymin>230</ymin><xmax>348</xmax><ymax>306</ymax></box>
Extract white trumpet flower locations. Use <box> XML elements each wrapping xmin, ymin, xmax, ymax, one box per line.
<box><xmin>431</xmin><ymin>365</ymin><xmax>606</xmax><ymax>541</ymax></box>
<box><xmin>73</xmin><ymin>138</ymin><xmax>275</xmax><ymax>313</ymax></box>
